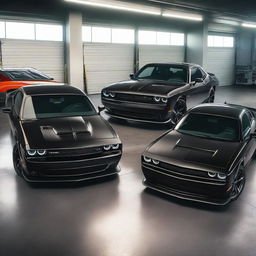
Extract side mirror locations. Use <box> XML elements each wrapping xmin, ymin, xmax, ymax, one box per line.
<box><xmin>195</xmin><ymin>78</ymin><xmax>204</xmax><ymax>83</ymax></box>
<box><xmin>130</xmin><ymin>73</ymin><xmax>135</xmax><ymax>79</ymax></box>
<box><xmin>2</xmin><ymin>107</ymin><xmax>11</xmax><ymax>113</ymax></box>
<box><xmin>98</xmin><ymin>105</ymin><xmax>105</xmax><ymax>113</ymax></box>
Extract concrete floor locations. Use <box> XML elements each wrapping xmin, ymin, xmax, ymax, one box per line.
<box><xmin>1</xmin><ymin>86</ymin><xmax>256</xmax><ymax>256</ymax></box>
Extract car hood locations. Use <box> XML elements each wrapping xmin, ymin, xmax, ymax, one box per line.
<box><xmin>21</xmin><ymin>115</ymin><xmax>120</xmax><ymax>149</ymax></box>
<box><xmin>146</xmin><ymin>130</ymin><xmax>242</xmax><ymax>173</ymax></box>
<box><xmin>105</xmin><ymin>79</ymin><xmax>185</xmax><ymax>96</ymax></box>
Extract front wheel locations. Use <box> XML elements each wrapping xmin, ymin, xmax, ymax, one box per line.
<box><xmin>230</xmin><ymin>164</ymin><xmax>246</xmax><ymax>201</ymax></box>
<box><xmin>208</xmin><ymin>89</ymin><xmax>215</xmax><ymax>103</ymax></box>
<box><xmin>13</xmin><ymin>144</ymin><xmax>23</xmax><ymax>177</ymax></box>
<box><xmin>167</xmin><ymin>99</ymin><xmax>187</xmax><ymax>128</ymax></box>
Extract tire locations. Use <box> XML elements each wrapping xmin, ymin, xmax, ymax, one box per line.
<box><xmin>167</xmin><ymin>98</ymin><xmax>187</xmax><ymax>128</ymax></box>
<box><xmin>13</xmin><ymin>144</ymin><xmax>23</xmax><ymax>177</ymax></box>
<box><xmin>208</xmin><ymin>89</ymin><xmax>215</xmax><ymax>103</ymax></box>
<box><xmin>230</xmin><ymin>163</ymin><xmax>246</xmax><ymax>201</ymax></box>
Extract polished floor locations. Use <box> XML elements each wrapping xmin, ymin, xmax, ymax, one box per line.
<box><xmin>1</xmin><ymin>86</ymin><xmax>256</xmax><ymax>256</ymax></box>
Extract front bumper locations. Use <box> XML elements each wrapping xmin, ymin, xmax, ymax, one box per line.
<box><xmin>22</xmin><ymin>151</ymin><xmax>122</xmax><ymax>182</ymax></box>
<box><xmin>102</xmin><ymin>98</ymin><xmax>174</xmax><ymax>123</ymax></box>
<box><xmin>142</xmin><ymin>162</ymin><xmax>231</xmax><ymax>205</ymax></box>
<box><xmin>0</xmin><ymin>92</ymin><xmax>6</xmax><ymax>103</ymax></box>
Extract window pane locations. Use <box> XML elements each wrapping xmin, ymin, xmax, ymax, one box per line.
<box><xmin>82</xmin><ymin>26</ymin><xmax>92</xmax><ymax>42</ymax></box>
<box><xmin>170</xmin><ymin>33</ymin><xmax>184</xmax><ymax>46</ymax></box>
<box><xmin>6</xmin><ymin>22</ymin><xmax>35</xmax><ymax>40</ymax></box>
<box><xmin>92</xmin><ymin>27</ymin><xmax>111</xmax><ymax>43</ymax></box>
<box><xmin>157</xmin><ymin>32</ymin><xmax>170</xmax><ymax>45</ymax></box>
<box><xmin>36</xmin><ymin>24</ymin><xmax>63</xmax><ymax>41</ymax></box>
<box><xmin>208</xmin><ymin>35</ymin><xmax>214</xmax><ymax>47</ymax></box>
<box><xmin>139</xmin><ymin>30</ymin><xmax>156</xmax><ymax>45</ymax></box>
<box><xmin>112</xmin><ymin>28</ymin><xmax>134</xmax><ymax>44</ymax></box>
<box><xmin>0</xmin><ymin>21</ymin><xmax>5</xmax><ymax>38</ymax></box>
<box><xmin>223</xmin><ymin>37</ymin><xmax>234</xmax><ymax>47</ymax></box>
<box><xmin>213</xmin><ymin>36</ymin><xmax>223</xmax><ymax>47</ymax></box>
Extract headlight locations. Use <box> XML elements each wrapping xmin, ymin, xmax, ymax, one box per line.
<box><xmin>217</xmin><ymin>173</ymin><xmax>226</xmax><ymax>180</ymax></box>
<box><xmin>103</xmin><ymin>145</ymin><xmax>111</xmax><ymax>151</ymax></box>
<box><xmin>103</xmin><ymin>91</ymin><xmax>110</xmax><ymax>97</ymax></box>
<box><xmin>37</xmin><ymin>150</ymin><xmax>47</xmax><ymax>156</ymax></box>
<box><xmin>154</xmin><ymin>96</ymin><xmax>161</xmax><ymax>102</ymax></box>
<box><xmin>208</xmin><ymin>172</ymin><xmax>216</xmax><ymax>178</ymax></box>
<box><xmin>143</xmin><ymin>156</ymin><xmax>151</xmax><ymax>163</ymax></box>
<box><xmin>152</xmin><ymin>159</ymin><xmax>159</xmax><ymax>165</ymax></box>
<box><xmin>109</xmin><ymin>92</ymin><xmax>116</xmax><ymax>98</ymax></box>
<box><xmin>27</xmin><ymin>150</ymin><xmax>37</xmax><ymax>156</ymax></box>
<box><xmin>112</xmin><ymin>144</ymin><xmax>119</xmax><ymax>150</ymax></box>
<box><xmin>161</xmin><ymin>98</ymin><xmax>168</xmax><ymax>103</ymax></box>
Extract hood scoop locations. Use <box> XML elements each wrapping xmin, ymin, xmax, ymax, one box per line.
<box><xmin>174</xmin><ymin>138</ymin><xmax>218</xmax><ymax>158</ymax></box>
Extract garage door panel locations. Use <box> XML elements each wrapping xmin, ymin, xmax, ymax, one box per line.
<box><xmin>2</xmin><ymin>39</ymin><xmax>64</xmax><ymax>82</ymax></box>
<box><xmin>84</xmin><ymin>43</ymin><xmax>134</xmax><ymax>94</ymax></box>
<box><xmin>139</xmin><ymin>45</ymin><xmax>185</xmax><ymax>68</ymax></box>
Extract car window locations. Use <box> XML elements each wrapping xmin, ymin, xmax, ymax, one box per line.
<box><xmin>191</xmin><ymin>67</ymin><xmax>203</xmax><ymax>82</ymax></box>
<box><xmin>14</xmin><ymin>91</ymin><xmax>23</xmax><ymax>116</ymax></box>
<box><xmin>242</xmin><ymin>113</ymin><xmax>251</xmax><ymax>137</ymax></box>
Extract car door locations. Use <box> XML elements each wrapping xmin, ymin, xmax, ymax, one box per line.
<box><xmin>241</xmin><ymin>111</ymin><xmax>256</xmax><ymax>165</ymax></box>
<box><xmin>186</xmin><ymin>67</ymin><xmax>209</xmax><ymax>109</ymax></box>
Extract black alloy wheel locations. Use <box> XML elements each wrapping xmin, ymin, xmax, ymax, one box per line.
<box><xmin>13</xmin><ymin>144</ymin><xmax>23</xmax><ymax>177</ymax></box>
<box><xmin>208</xmin><ymin>89</ymin><xmax>215</xmax><ymax>103</ymax></box>
<box><xmin>231</xmin><ymin>164</ymin><xmax>245</xmax><ymax>201</ymax></box>
<box><xmin>174</xmin><ymin>99</ymin><xmax>187</xmax><ymax>121</ymax></box>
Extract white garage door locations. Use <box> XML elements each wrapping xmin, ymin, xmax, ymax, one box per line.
<box><xmin>83</xmin><ymin>43</ymin><xmax>134</xmax><ymax>94</ymax></box>
<box><xmin>204</xmin><ymin>48</ymin><xmax>235</xmax><ymax>86</ymax></box>
<box><xmin>1</xmin><ymin>39</ymin><xmax>64</xmax><ymax>82</ymax></box>
<box><xmin>139</xmin><ymin>45</ymin><xmax>185</xmax><ymax>68</ymax></box>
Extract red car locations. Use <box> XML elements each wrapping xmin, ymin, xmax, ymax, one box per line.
<box><xmin>0</xmin><ymin>68</ymin><xmax>63</xmax><ymax>103</ymax></box>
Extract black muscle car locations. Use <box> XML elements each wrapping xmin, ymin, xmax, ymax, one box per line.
<box><xmin>101</xmin><ymin>63</ymin><xmax>218</xmax><ymax>126</ymax></box>
<box><xmin>2</xmin><ymin>85</ymin><xmax>122</xmax><ymax>182</ymax></box>
<box><xmin>142</xmin><ymin>103</ymin><xmax>256</xmax><ymax>205</ymax></box>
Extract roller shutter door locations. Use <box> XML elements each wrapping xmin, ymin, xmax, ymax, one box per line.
<box><xmin>1</xmin><ymin>39</ymin><xmax>64</xmax><ymax>82</ymax></box>
<box><xmin>204</xmin><ymin>47</ymin><xmax>235</xmax><ymax>86</ymax></box>
<box><xmin>83</xmin><ymin>43</ymin><xmax>134</xmax><ymax>94</ymax></box>
<box><xmin>139</xmin><ymin>45</ymin><xmax>185</xmax><ymax>68</ymax></box>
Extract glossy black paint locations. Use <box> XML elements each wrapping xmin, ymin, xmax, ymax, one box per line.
<box><xmin>4</xmin><ymin>85</ymin><xmax>122</xmax><ymax>182</ymax></box>
<box><xmin>101</xmin><ymin>63</ymin><xmax>218</xmax><ymax>125</ymax></box>
<box><xmin>142</xmin><ymin>103</ymin><xmax>256</xmax><ymax>205</ymax></box>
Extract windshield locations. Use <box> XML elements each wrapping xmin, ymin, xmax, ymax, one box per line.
<box><xmin>135</xmin><ymin>64</ymin><xmax>188</xmax><ymax>83</ymax></box>
<box><xmin>22</xmin><ymin>95</ymin><xmax>97</xmax><ymax>119</ymax></box>
<box><xmin>2</xmin><ymin>69</ymin><xmax>52</xmax><ymax>81</ymax></box>
<box><xmin>176</xmin><ymin>113</ymin><xmax>240</xmax><ymax>142</ymax></box>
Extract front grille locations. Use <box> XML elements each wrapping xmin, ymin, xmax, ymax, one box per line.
<box><xmin>116</xmin><ymin>93</ymin><xmax>154</xmax><ymax>103</ymax></box>
<box><xmin>109</xmin><ymin>109</ymin><xmax>159</xmax><ymax>121</ymax></box>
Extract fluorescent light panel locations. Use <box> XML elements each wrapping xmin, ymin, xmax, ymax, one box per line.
<box><xmin>242</xmin><ymin>23</ymin><xmax>256</xmax><ymax>28</ymax></box>
<box><xmin>162</xmin><ymin>10</ymin><xmax>203</xmax><ymax>21</ymax></box>
<box><xmin>64</xmin><ymin>0</ymin><xmax>161</xmax><ymax>15</ymax></box>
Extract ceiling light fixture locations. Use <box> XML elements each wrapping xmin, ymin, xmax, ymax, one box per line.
<box><xmin>162</xmin><ymin>10</ymin><xmax>203</xmax><ymax>21</ymax></box>
<box><xmin>64</xmin><ymin>0</ymin><xmax>161</xmax><ymax>16</ymax></box>
<box><xmin>242</xmin><ymin>23</ymin><xmax>256</xmax><ymax>28</ymax></box>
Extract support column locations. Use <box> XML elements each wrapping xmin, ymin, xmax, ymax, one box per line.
<box><xmin>65</xmin><ymin>12</ymin><xmax>84</xmax><ymax>90</ymax></box>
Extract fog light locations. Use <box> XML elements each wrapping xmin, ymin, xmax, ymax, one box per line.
<box><xmin>152</xmin><ymin>159</ymin><xmax>159</xmax><ymax>165</ymax></box>
<box><xmin>27</xmin><ymin>150</ymin><xmax>37</xmax><ymax>156</ymax></box>
<box><xmin>103</xmin><ymin>145</ymin><xmax>111</xmax><ymax>151</ymax></box>
<box><xmin>208</xmin><ymin>172</ymin><xmax>216</xmax><ymax>178</ymax></box>
<box><xmin>143</xmin><ymin>156</ymin><xmax>151</xmax><ymax>163</ymax></box>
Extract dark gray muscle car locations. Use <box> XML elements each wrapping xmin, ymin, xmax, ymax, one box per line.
<box><xmin>101</xmin><ymin>63</ymin><xmax>218</xmax><ymax>126</ymax></box>
<box><xmin>2</xmin><ymin>85</ymin><xmax>122</xmax><ymax>182</ymax></box>
<box><xmin>142</xmin><ymin>103</ymin><xmax>256</xmax><ymax>205</ymax></box>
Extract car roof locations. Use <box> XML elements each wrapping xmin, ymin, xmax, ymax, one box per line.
<box><xmin>143</xmin><ymin>62</ymin><xmax>198</xmax><ymax>68</ymax></box>
<box><xmin>190</xmin><ymin>103</ymin><xmax>246</xmax><ymax>119</ymax></box>
<box><xmin>0</xmin><ymin>68</ymin><xmax>37</xmax><ymax>71</ymax></box>
<box><xmin>22</xmin><ymin>85</ymin><xmax>84</xmax><ymax>96</ymax></box>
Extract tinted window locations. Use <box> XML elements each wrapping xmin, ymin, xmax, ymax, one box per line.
<box><xmin>3</xmin><ymin>69</ymin><xmax>51</xmax><ymax>81</ymax></box>
<box><xmin>242</xmin><ymin>113</ymin><xmax>251</xmax><ymax>137</ymax></box>
<box><xmin>22</xmin><ymin>95</ymin><xmax>97</xmax><ymax>119</ymax></box>
<box><xmin>14</xmin><ymin>92</ymin><xmax>23</xmax><ymax>115</ymax></box>
<box><xmin>176</xmin><ymin>113</ymin><xmax>239</xmax><ymax>141</ymax></box>
<box><xmin>191</xmin><ymin>67</ymin><xmax>203</xmax><ymax>82</ymax></box>
<box><xmin>136</xmin><ymin>65</ymin><xmax>188</xmax><ymax>83</ymax></box>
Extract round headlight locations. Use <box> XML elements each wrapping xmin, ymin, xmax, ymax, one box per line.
<box><xmin>109</xmin><ymin>92</ymin><xmax>116</xmax><ymax>98</ymax></box>
<box><xmin>37</xmin><ymin>150</ymin><xmax>47</xmax><ymax>156</ymax></box>
<box><xmin>103</xmin><ymin>91</ymin><xmax>110</xmax><ymax>97</ymax></box>
<box><xmin>152</xmin><ymin>159</ymin><xmax>159</xmax><ymax>165</ymax></box>
<box><xmin>143</xmin><ymin>156</ymin><xmax>151</xmax><ymax>163</ymax></box>
<box><xmin>208</xmin><ymin>172</ymin><xmax>217</xmax><ymax>178</ymax></box>
<box><xmin>112</xmin><ymin>144</ymin><xmax>119</xmax><ymax>150</ymax></box>
<box><xmin>27</xmin><ymin>150</ymin><xmax>37</xmax><ymax>156</ymax></box>
<box><xmin>103</xmin><ymin>145</ymin><xmax>111</xmax><ymax>151</ymax></box>
<box><xmin>217</xmin><ymin>173</ymin><xmax>227</xmax><ymax>180</ymax></box>
<box><xmin>161</xmin><ymin>98</ymin><xmax>168</xmax><ymax>103</ymax></box>
<box><xmin>154</xmin><ymin>96</ymin><xmax>161</xmax><ymax>102</ymax></box>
